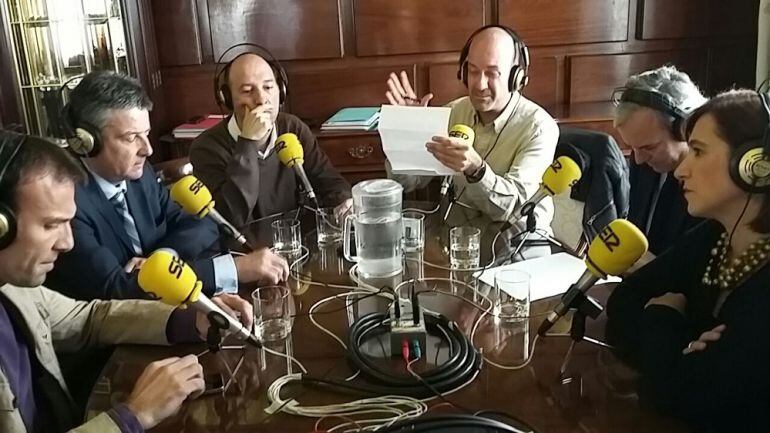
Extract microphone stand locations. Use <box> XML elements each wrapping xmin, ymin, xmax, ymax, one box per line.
<box><xmin>199</xmin><ymin>311</ymin><xmax>248</xmax><ymax>396</ymax></box>
<box><xmin>501</xmin><ymin>206</ymin><xmax>581</xmax><ymax>265</ymax></box>
<box><xmin>557</xmin><ymin>292</ymin><xmax>611</xmax><ymax>377</ymax></box>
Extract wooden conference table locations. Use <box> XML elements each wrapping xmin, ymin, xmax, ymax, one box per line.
<box><xmin>85</xmin><ymin>206</ymin><xmax>686</xmax><ymax>432</ymax></box>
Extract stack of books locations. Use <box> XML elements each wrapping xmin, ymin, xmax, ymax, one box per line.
<box><xmin>172</xmin><ymin>114</ymin><xmax>226</xmax><ymax>139</ymax></box>
<box><xmin>321</xmin><ymin>107</ymin><xmax>380</xmax><ymax>131</ymax></box>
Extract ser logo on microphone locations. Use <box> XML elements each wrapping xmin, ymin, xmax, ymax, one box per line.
<box><xmin>550</xmin><ymin>160</ymin><xmax>579</xmax><ymax>188</ymax></box>
<box><xmin>167</xmin><ymin>255</ymin><xmax>185</xmax><ymax>279</ymax></box>
<box><xmin>448</xmin><ymin>130</ymin><xmax>471</xmax><ymax>141</ymax></box>
<box><xmin>599</xmin><ymin>225</ymin><xmax>621</xmax><ymax>252</ymax></box>
<box><xmin>188</xmin><ymin>179</ymin><xmax>205</xmax><ymax>194</ymax></box>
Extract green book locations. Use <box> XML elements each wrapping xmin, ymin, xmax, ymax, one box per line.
<box><xmin>323</xmin><ymin>107</ymin><xmax>380</xmax><ymax>126</ymax></box>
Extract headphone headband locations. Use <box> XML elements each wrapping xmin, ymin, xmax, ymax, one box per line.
<box><xmin>457</xmin><ymin>24</ymin><xmax>530</xmax><ymax>92</ymax></box>
<box><xmin>614</xmin><ymin>87</ymin><xmax>687</xmax><ymax>121</ymax></box>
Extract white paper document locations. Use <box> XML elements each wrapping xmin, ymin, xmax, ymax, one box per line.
<box><xmin>378</xmin><ymin>105</ymin><xmax>454</xmax><ymax>176</ymax></box>
<box><xmin>476</xmin><ymin>252</ymin><xmax>621</xmax><ymax>302</ymax></box>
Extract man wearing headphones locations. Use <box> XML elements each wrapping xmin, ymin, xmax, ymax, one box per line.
<box><xmin>190</xmin><ymin>46</ymin><xmax>352</xmax><ymax>228</ymax></box>
<box><xmin>46</xmin><ymin>71</ymin><xmax>289</xmax><ymax>301</ymax></box>
<box><xmin>385</xmin><ymin>26</ymin><xmax>558</xmax><ymax>255</ymax></box>
<box><xmin>613</xmin><ymin>66</ymin><xmax>707</xmax><ymax>263</ymax></box>
<box><xmin>0</xmin><ymin>130</ymin><xmax>252</xmax><ymax>432</ymax></box>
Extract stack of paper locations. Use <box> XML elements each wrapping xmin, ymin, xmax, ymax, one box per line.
<box><xmin>378</xmin><ymin>105</ymin><xmax>453</xmax><ymax>176</ymax></box>
<box><xmin>172</xmin><ymin>115</ymin><xmax>226</xmax><ymax>139</ymax></box>
<box><xmin>321</xmin><ymin>107</ymin><xmax>380</xmax><ymax>131</ymax></box>
<box><xmin>476</xmin><ymin>252</ymin><xmax>621</xmax><ymax>302</ymax></box>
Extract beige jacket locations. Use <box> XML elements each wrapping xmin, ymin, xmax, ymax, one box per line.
<box><xmin>0</xmin><ymin>284</ymin><xmax>175</xmax><ymax>433</ymax></box>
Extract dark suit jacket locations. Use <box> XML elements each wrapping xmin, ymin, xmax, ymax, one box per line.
<box><xmin>627</xmin><ymin>162</ymin><xmax>702</xmax><ymax>256</ymax></box>
<box><xmin>46</xmin><ymin>162</ymin><xmax>221</xmax><ymax>300</ymax></box>
<box><xmin>555</xmin><ymin>127</ymin><xmax>630</xmax><ymax>241</ymax></box>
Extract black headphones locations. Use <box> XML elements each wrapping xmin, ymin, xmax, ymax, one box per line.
<box><xmin>614</xmin><ymin>87</ymin><xmax>688</xmax><ymax>141</ymax></box>
<box><xmin>213</xmin><ymin>43</ymin><xmax>288</xmax><ymax>111</ymax></box>
<box><xmin>457</xmin><ymin>24</ymin><xmax>530</xmax><ymax>92</ymax></box>
<box><xmin>57</xmin><ymin>75</ymin><xmax>102</xmax><ymax>157</ymax></box>
<box><xmin>729</xmin><ymin>91</ymin><xmax>770</xmax><ymax>193</ymax></box>
<box><xmin>0</xmin><ymin>131</ymin><xmax>25</xmax><ymax>249</ymax></box>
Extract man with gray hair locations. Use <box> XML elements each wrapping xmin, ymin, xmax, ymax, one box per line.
<box><xmin>46</xmin><ymin>71</ymin><xmax>289</xmax><ymax>301</ymax></box>
<box><xmin>613</xmin><ymin>65</ymin><xmax>706</xmax><ymax>259</ymax></box>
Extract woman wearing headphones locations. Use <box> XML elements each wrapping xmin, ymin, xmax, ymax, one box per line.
<box><xmin>605</xmin><ymin>89</ymin><xmax>770</xmax><ymax>432</ymax></box>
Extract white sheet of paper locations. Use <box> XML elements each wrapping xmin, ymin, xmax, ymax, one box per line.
<box><xmin>378</xmin><ymin>105</ymin><xmax>455</xmax><ymax>176</ymax></box>
<box><xmin>476</xmin><ymin>252</ymin><xmax>621</xmax><ymax>302</ymax></box>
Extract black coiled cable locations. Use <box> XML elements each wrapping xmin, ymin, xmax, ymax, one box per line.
<box><xmin>343</xmin><ymin>311</ymin><xmax>482</xmax><ymax>398</ymax></box>
<box><xmin>376</xmin><ymin>414</ymin><xmax>533</xmax><ymax>433</ymax></box>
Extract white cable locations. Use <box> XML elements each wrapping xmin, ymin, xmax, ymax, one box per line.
<box><xmin>261</xmin><ymin>346</ymin><xmax>309</xmax><ymax>374</ymax></box>
<box><xmin>266</xmin><ymin>374</ymin><xmax>428</xmax><ymax>431</ymax></box>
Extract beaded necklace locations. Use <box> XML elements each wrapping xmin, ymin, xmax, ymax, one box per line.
<box><xmin>702</xmin><ymin>231</ymin><xmax>770</xmax><ymax>289</ymax></box>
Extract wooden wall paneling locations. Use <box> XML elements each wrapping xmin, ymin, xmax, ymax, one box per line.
<box><xmin>568</xmin><ymin>50</ymin><xmax>708</xmax><ymax>104</ymax></box>
<box><xmin>522</xmin><ymin>56</ymin><xmax>559</xmax><ymax>108</ymax></box>
<box><xmin>709</xmin><ymin>44</ymin><xmax>758</xmax><ymax>94</ymax></box>
<box><xmin>161</xmin><ymin>66</ymin><xmax>220</xmax><ymax>128</ymax></box>
<box><xmin>428</xmin><ymin>62</ymin><xmax>465</xmax><ymax>106</ymax></box>
<box><xmin>427</xmin><ymin>56</ymin><xmax>558</xmax><ymax>108</ymax></box>
<box><xmin>637</xmin><ymin>0</ymin><xmax>709</xmax><ymax>40</ymax></box>
<box><xmin>711</xmin><ymin>0</ymin><xmax>761</xmax><ymax>38</ymax></box>
<box><xmin>288</xmin><ymin>64</ymin><xmax>417</xmax><ymax>127</ymax></box>
<box><xmin>195</xmin><ymin>0</ymin><xmax>214</xmax><ymax>63</ymax></box>
<box><xmin>499</xmin><ymin>0</ymin><xmax>629</xmax><ymax>46</ymax></box>
<box><xmin>0</xmin><ymin>1</ymin><xmax>21</xmax><ymax>128</ymax></box>
<box><xmin>639</xmin><ymin>0</ymin><xmax>759</xmax><ymax>40</ymax></box>
<box><xmin>353</xmin><ymin>0</ymin><xmax>484</xmax><ymax>56</ymax></box>
<box><xmin>152</xmin><ymin>0</ymin><xmax>202</xmax><ymax>66</ymax></box>
<box><xmin>207</xmin><ymin>0</ymin><xmax>342</xmax><ymax>61</ymax></box>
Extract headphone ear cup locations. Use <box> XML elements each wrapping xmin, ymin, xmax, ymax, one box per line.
<box><xmin>0</xmin><ymin>201</ymin><xmax>17</xmax><ymax>250</ymax></box>
<box><xmin>730</xmin><ymin>141</ymin><xmax>770</xmax><ymax>193</ymax></box>
<box><xmin>218</xmin><ymin>84</ymin><xmax>234</xmax><ymax>111</ymax></box>
<box><xmin>458</xmin><ymin>61</ymin><xmax>469</xmax><ymax>87</ymax></box>
<box><xmin>68</xmin><ymin>127</ymin><xmax>98</xmax><ymax>157</ymax></box>
<box><xmin>510</xmin><ymin>65</ymin><xmax>524</xmax><ymax>92</ymax></box>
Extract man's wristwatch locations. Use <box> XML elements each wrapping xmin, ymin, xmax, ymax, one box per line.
<box><xmin>465</xmin><ymin>163</ymin><xmax>487</xmax><ymax>184</ymax></box>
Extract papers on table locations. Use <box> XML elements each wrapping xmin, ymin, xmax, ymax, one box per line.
<box><xmin>378</xmin><ymin>105</ymin><xmax>454</xmax><ymax>176</ymax></box>
<box><xmin>476</xmin><ymin>252</ymin><xmax>621</xmax><ymax>302</ymax></box>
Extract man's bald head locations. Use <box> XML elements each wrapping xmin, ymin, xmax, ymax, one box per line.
<box><xmin>464</xmin><ymin>27</ymin><xmax>520</xmax><ymax>123</ymax></box>
<box><xmin>225</xmin><ymin>53</ymin><xmax>280</xmax><ymax>126</ymax></box>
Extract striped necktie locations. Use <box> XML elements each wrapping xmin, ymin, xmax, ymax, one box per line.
<box><xmin>109</xmin><ymin>189</ymin><xmax>143</xmax><ymax>255</ymax></box>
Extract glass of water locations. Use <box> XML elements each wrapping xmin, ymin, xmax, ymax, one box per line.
<box><xmin>272</xmin><ymin>219</ymin><xmax>301</xmax><ymax>256</ymax></box>
<box><xmin>450</xmin><ymin>226</ymin><xmax>480</xmax><ymax>269</ymax></box>
<box><xmin>494</xmin><ymin>270</ymin><xmax>530</xmax><ymax>323</ymax></box>
<box><xmin>252</xmin><ymin>285</ymin><xmax>292</xmax><ymax>342</ymax></box>
<box><xmin>402</xmin><ymin>211</ymin><xmax>424</xmax><ymax>252</ymax></box>
<box><xmin>315</xmin><ymin>207</ymin><xmax>342</xmax><ymax>245</ymax></box>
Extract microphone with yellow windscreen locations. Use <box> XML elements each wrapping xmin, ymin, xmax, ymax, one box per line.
<box><xmin>537</xmin><ymin>219</ymin><xmax>648</xmax><ymax>336</ymax></box>
<box><xmin>276</xmin><ymin>133</ymin><xmax>318</xmax><ymax>207</ymax></box>
<box><xmin>138</xmin><ymin>248</ymin><xmax>203</xmax><ymax>306</ymax></box>
<box><xmin>510</xmin><ymin>155</ymin><xmax>583</xmax><ymax>222</ymax></box>
<box><xmin>442</xmin><ymin>124</ymin><xmax>476</xmax><ymax>199</ymax></box>
<box><xmin>170</xmin><ymin>175</ymin><xmax>250</xmax><ymax>248</ymax></box>
<box><xmin>138</xmin><ymin>249</ymin><xmax>262</xmax><ymax>347</ymax></box>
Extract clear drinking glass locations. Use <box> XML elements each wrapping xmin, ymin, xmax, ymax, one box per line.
<box><xmin>252</xmin><ymin>285</ymin><xmax>292</xmax><ymax>342</ymax></box>
<box><xmin>450</xmin><ymin>226</ymin><xmax>480</xmax><ymax>269</ymax></box>
<box><xmin>271</xmin><ymin>219</ymin><xmax>301</xmax><ymax>256</ymax></box>
<box><xmin>494</xmin><ymin>270</ymin><xmax>530</xmax><ymax>323</ymax></box>
<box><xmin>315</xmin><ymin>207</ymin><xmax>342</xmax><ymax>245</ymax></box>
<box><xmin>402</xmin><ymin>211</ymin><xmax>425</xmax><ymax>252</ymax></box>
